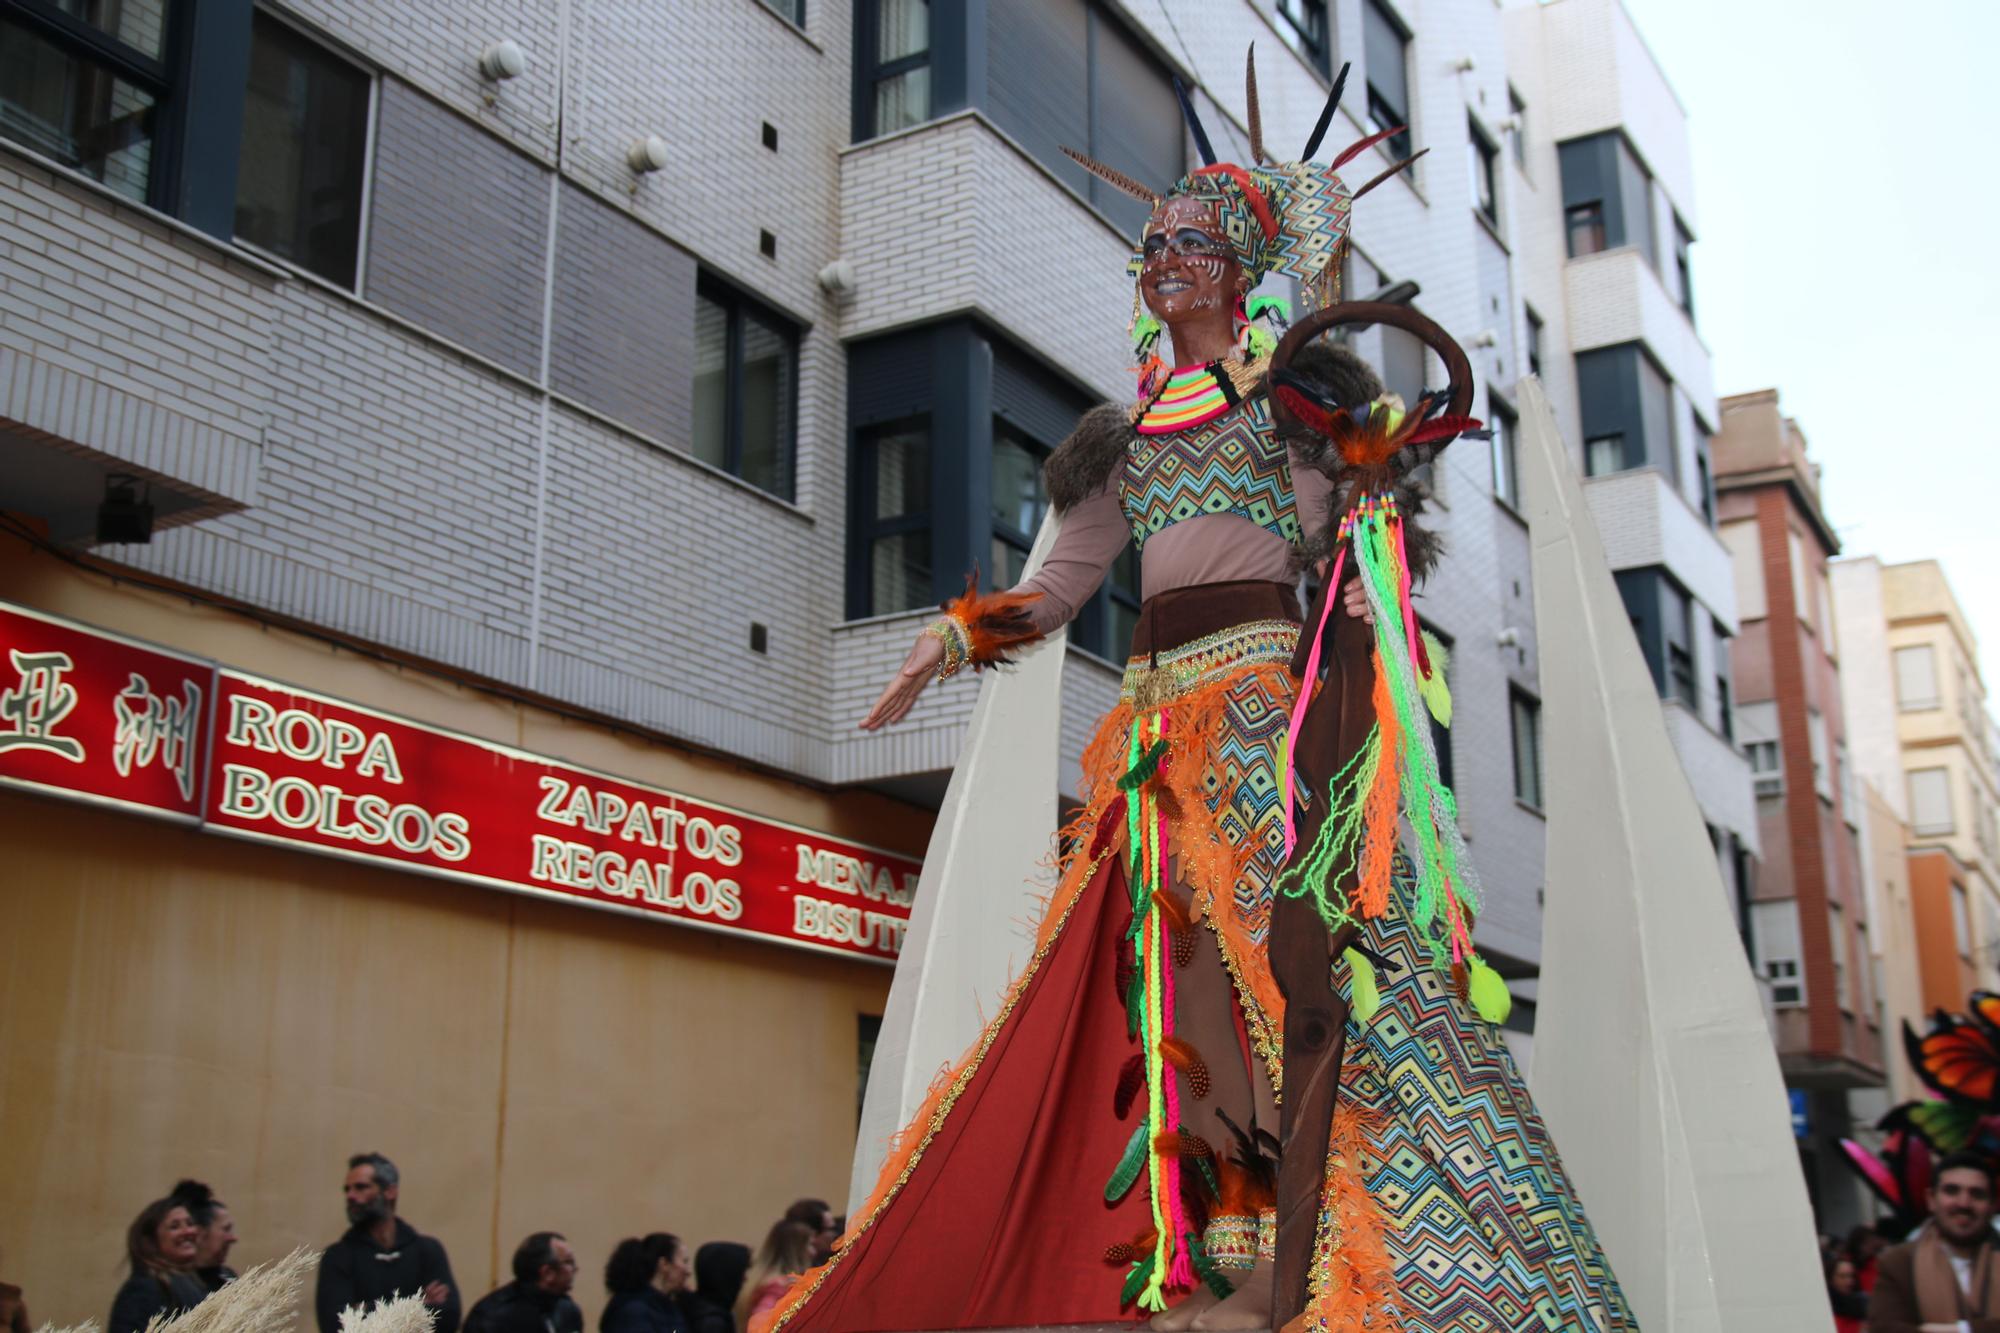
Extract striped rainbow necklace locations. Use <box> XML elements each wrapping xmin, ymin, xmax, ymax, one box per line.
<box><xmin>1136</xmin><ymin>361</ymin><xmax>1241</xmax><ymax>435</ymax></box>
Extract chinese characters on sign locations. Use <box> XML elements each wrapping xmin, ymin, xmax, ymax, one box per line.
<box><xmin>0</xmin><ymin>602</ymin><xmax>917</xmax><ymax>962</ymax></box>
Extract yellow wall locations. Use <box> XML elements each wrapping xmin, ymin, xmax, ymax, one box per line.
<box><xmin>0</xmin><ymin>541</ymin><xmax>914</xmax><ymax>1327</ymax></box>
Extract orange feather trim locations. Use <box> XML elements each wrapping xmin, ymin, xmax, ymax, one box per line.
<box><xmin>1153</xmin><ymin>1129</ymin><xmax>1213</xmax><ymax>1158</ymax></box>
<box><xmin>1213</xmin><ymin>1160</ymin><xmax>1277</xmax><ymax>1219</ymax></box>
<box><xmin>1158</xmin><ymin>1035</ymin><xmax>1211</xmax><ymax>1100</ymax></box>
<box><xmin>941</xmin><ymin>572</ymin><xmax>1045</xmax><ymax>669</ymax></box>
<box><xmin>1284</xmin><ymin>1104</ymin><xmax>1396</xmax><ymax>1333</ymax></box>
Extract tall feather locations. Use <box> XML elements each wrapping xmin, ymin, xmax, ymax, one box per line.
<box><xmin>1300</xmin><ymin>62</ymin><xmax>1351</xmax><ymax>161</ymax></box>
<box><xmin>1114</xmin><ymin>1050</ymin><xmax>1148</xmax><ymax>1119</ymax></box>
<box><xmin>1353</xmin><ymin>148</ymin><xmax>1430</xmax><ymax>200</ymax></box>
<box><xmin>1106</xmin><ymin>1120</ymin><xmax>1150</xmax><ymax>1202</ymax></box>
<box><xmin>1060</xmin><ymin>145</ymin><xmax>1160</xmax><ymax>204</ymax></box>
<box><xmin>1245</xmin><ymin>46</ymin><xmax>1266</xmax><ymax>164</ymax></box>
<box><xmin>1158</xmin><ymin>1034</ymin><xmax>1211</xmax><ymax>1099</ymax></box>
<box><xmin>1173</xmin><ymin>76</ymin><xmax>1218</xmax><ymax>166</ymax></box>
<box><xmin>1330</xmin><ymin>125</ymin><xmax>1407</xmax><ymax>171</ymax></box>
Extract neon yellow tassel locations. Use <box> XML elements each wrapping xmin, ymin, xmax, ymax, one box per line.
<box><xmin>1343</xmin><ymin>947</ymin><xmax>1380</xmax><ymax>1025</ymax></box>
<box><xmin>1417</xmin><ymin>630</ymin><xmax>1452</xmax><ymax>727</ymax></box>
<box><xmin>1467</xmin><ymin>958</ymin><xmax>1512</xmax><ymax>1025</ymax></box>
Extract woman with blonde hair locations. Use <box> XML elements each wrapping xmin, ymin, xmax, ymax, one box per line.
<box><xmin>731</xmin><ymin>1223</ymin><xmax>813</xmax><ymax>1330</ymax></box>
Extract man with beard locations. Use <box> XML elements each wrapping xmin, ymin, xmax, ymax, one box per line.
<box><xmin>1871</xmin><ymin>1151</ymin><xmax>2000</xmax><ymax>1331</ymax></box>
<box><xmin>315</xmin><ymin>1152</ymin><xmax>462</xmax><ymax>1333</ymax></box>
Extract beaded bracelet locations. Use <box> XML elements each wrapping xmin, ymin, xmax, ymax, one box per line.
<box><xmin>923</xmin><ymin>616</ymin><xmax>971</xmax><ymax>679</ymax></box>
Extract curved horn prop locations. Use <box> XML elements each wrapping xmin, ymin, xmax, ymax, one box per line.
<box><xmin>1270</xmin><ymin>301</ymin><xmax>1474</xmax><ymax>422</ymax></box>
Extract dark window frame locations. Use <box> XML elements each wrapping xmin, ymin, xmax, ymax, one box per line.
<box><xmin>1576</xmin><ymin>341</ymin><xmax>1676</xmax><ymax>479</ymax></box>
<box><xmin>1558</xmin><ymin>130</ymin><xmax>1658</xmax><ymax>267</ymax></box>
<box><xmin>987</xmin><ymin>417</ymin><xmax>1050</xmax><ymax>590</ymax></box>
<box><xmin>694</xmin><ymin>272</ymin><xmax>800</xmax><ymax>500</ymax></box>
<box><xmin>1673</xmin><ymin>212</ymin><xmax>1695</xmax><ymax>319</ymax></box>
<box><xmin>1506</xmin><ymin>84</ymin><xmax>1526</xmax><ymax>169</ymax></box>
<box><xmin>851</xmin><ymin>415</ymin><xmax>934</xmax><ymax>618</ymax></box>
<box><xmin>1488</xmin><ymin>389</ymin><xmax>1519</xmax><ymax>511</ymax></box>
<box><xmin>1510</xmin><ymin>685</ymin><xmax>1543</xmax><ymax>810</ymax></box>
<box><xmin>758</xmin><ymin>0</ymin><xmax>806</xmax><ymax>29</ymax></box>
<box><xmin>1524</xmin><ymin>305</ymin><xmax>1543</xmax><ymax>378</ymax></box>
<box><xmin>853</xmin><ymin>0</ymin><xmax>933</xmax><ymax>141</ymax></box>
<box><xmin>1468</xmin><ymin>113</ymin><xmax>1499</xmax><ymax>225</ymax></box>
<box><xmin>1362</xmin><ymin>0</ymin><xmax>1413</xmax><ymax>163</ymax></box>
<box><xmin>1713</xmin><ymin>615</ymin><xmax>1735</xmax><ymax>740</ymax></box>
<box><xmin>1275</xmin><ymin>0</ymin><xmax>1333</xmax><ymax>77</ymax></box>
<box><xmin>1565</xmin><ymin>200</ymin><xmax>1606</xmax><ymax>257</ymax></box>
<box><xmin>1693</xmin><ymin>414</ymin><xmax>1717</xmax><ymax>527</ymax></box>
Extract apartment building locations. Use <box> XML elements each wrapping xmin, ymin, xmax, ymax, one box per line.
<box><xmin>0</xmin><ymin>0</ymin><xmax>1646</xmax><ymax>1315</ymax></box>
<box><xmin>1713</xmin><ymin>388</ymin><xmax>1880</xmax><ymax>1231</ymax></box>
<box><xmin>1503</xmin><ymin>0</ymin><xmax>1754</xmax><ymax>947</ymax></box>
<box><xmin>1833</xmin><ymin>559</ymin><xmax>2000</xmax><ymax>1018</ymax></box>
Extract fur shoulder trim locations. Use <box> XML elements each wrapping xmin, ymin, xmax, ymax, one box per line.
<box><xmin>1044</xmin><ymin>402</ymin><xmax>1135</xmax><ymax>513</ymax></box>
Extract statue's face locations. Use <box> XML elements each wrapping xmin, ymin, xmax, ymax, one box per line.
<box><xmin>1138</xmin><ymin>197</ymin><xmax>1241</xmax><ymax>329</ymax></box>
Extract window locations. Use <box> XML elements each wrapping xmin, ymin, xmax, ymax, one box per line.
<box><xmin>1838</xmin><ymin>740</ymin><xmax>1860</xmax><ymax>829</ymax></box>
<box><xmin>1895</xmin><ymin>645</ymin><xmax>1940</xmax><ymax>709</ymax></box>
<box><xmin>858</xmin><ymin>0</ymin><xmax>930</xmax><ymax>137</ymax></box>
<box><xmin>1713</xmin><ymin>617</ymin><xmax>1735</xmax><ymax>739</ymax></box>
<box><xmin>855</xmin><ymin>418</ymin><xmax>931</xmax><ymax>615</ymax></box>
<box><xmin>1740</xmin><ymin>701</ymin><xmax>1782</xmax><ymax>797</ymax></box>
<box><xmin>1721</xmin><ymin>519</ymin><xmax>1766</xmax><ymax>620</ymax></box>
<box><xmin>1747</xmin><ymin>740</ymin><xmax>1783</xmax><ymax>797</ymax></box>
<box><xmin>1468</xmin><ymin>115</ymin><xmax>1498</xmax><ymax>224</ymax></box>
<box><xmin>759</xmin><ymin>0</ymin><xmax>806</xmax><ymax>26</ymax></box>
<box><xmin>1809</xmin><ymin>707</ymin><xmax>1831</xmax><ymax>802</ymax></box>
<box><xmin>235</xmin><ymin>12</ymin><xmax>372</xmax><ymax>287</ymax></box>
<box><xmin>1953</xmin><ymin>882</ymin><xmax>1973</xmax><ymax>959</ymax></box>
<box><xmin>1100</xmin><ymin>545</ymin><xmax>1142</xmax><ymax>660</ymax></box>
<box><xmin>1829</xmin><ymin>902</ymin><xmax>1849</xmax><ymax>1010</ymax></box>
<box><xmin>1557</xmin><ymin>132</ymin><xmax>1656</xmax><ymax>266</ymax></box>
<box><xmin>1276</xmin><ymin>0</ymin><xmax>1333</xmax><ymax>77</ymax></box>
<box><xmin>1506</xmin><ymin>85</ymin><xmax>1526</xmax><ymax>168</ymax></box>
<box><xmin>1488</xmin><ymin>392</ymin><xmax>1518</xmax><ymax>510</ymax></box>
<box><xmin>1788</xmin><ymin>529</ymin><xmax>1811</xmax><ymax>624</ymax></box>
<box><xmin>1362</xmin><ymin>0</ymin><xmax>1412</xmax><ymax>162</ymax></box>
<box><xmin>1524</xmin><ymin>306</ymin><xmax>1543</xmax><ymax>378</ymax></box>
<box><xmin>692</xmin><ymin>278</ymin><xmax>798</xmax><ymax>498</ymax></box>
<box><xmin>1752</xmin><ymin>899</ymin><xmax>1806</xmax><ymax>1007</ymax></box>
<box><xmin>985</xmin><ymin>3</ymin><xmax>1181</xmax><ymax>238</ymax></box>
<box><xmin>989</xmin><ymin>423</ymin><xmax>1049</xmax><ymax>587</ymax></box>
<box><xmin>1818</xmin><ymin>570</ymin><xmax>1837</xmax><ymax>659</ymax></box>
<box><xmin>1662</xmin><ymin>579</ymin><xmax>1697</xmax><ymax>708</ymax></box>
<box><xmin>1575</xmin><ymin>343</ymin><xmax>1674</xmax><ymax>478</ymax></box>
<box><xmin>1</xmin><ymin>2</ymin><xmax>167</xmax><ymax>204</ymax></box>
<box><xmin>1510</xmin><ymin>687</ymin><xmax>1542</xmax><ymax>809</ymax></box>
<box><xmin>1693</xmin><ymin>417</ymin><xmax>1716</xmax><ymax>527</ymax></box>
<box><xmin>1911</xmin><ymin>767</ymin><xmax>1955</xmax><ymax>837</ymax></box>
<box><xmin>1673</xmin><ymin>214</ymin><xmax>1695</xmax><ymax>318</ymax></box>
<box><xmin>1565</xmin><ymin>202</ymin><xmax>1607</xmax><ymax>257</ymax></box>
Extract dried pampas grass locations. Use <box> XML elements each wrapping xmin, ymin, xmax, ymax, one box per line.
<box><xmin>337</xmin><ymin>1295</ymin><xmax>434</xmax><ymax>1333</ymax></box>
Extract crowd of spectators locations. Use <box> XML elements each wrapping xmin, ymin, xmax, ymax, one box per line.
<box><xmin>51</xmin><ymin>1153</ymin><xmax>839</xmax><ymax>1333</ymax></box>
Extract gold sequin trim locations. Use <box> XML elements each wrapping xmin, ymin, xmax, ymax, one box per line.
<box><xmin>1122</xmin><ymin>619</ymin><xmax>1300</xmax><ymax>710</ymax></box>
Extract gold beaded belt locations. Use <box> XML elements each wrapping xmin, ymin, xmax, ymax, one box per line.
<box><xmin>1121</xmin><ymin>619</ymin><xmax>1301</xmax><ymax>710</ymax></box>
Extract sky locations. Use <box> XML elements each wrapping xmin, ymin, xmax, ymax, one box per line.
<box><xmin>1615</xmin><ymin>0</ymin><xmax>2000</xmax><ymax>672</ymax></box>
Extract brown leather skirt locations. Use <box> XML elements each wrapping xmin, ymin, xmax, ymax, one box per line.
<box><xmin>1126</xmin><ymin>579</ymin><xmax>1303</xmax><ymax>662</ymax></box>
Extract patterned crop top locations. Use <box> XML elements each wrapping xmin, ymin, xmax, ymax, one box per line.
<box><xmin>1121</xmin><ymin>391</ymin><xmax>1301</xmax><ymax>553</ymax></box>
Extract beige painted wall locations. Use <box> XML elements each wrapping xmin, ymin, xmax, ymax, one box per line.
<box><xmin>0</xmin><ymin>544</ymin><xmax>911</xmax><ymax>1328</ymax></box>
<box><xmin>0</xmin><ymin>791</ymin><xmax>893</xmax><ymax>1329</ymax></box>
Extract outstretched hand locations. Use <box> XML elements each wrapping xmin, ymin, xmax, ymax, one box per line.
<box><xmin>861</xmin><ymin>633</ymin><xmax>946</xmax><ymax>730</ymax></box>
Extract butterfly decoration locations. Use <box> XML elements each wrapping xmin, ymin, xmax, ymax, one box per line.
<box><xmin>1840</xmin><ymin>991</ymin><xmax>2000</xmax><ymax>1232</ymax></box>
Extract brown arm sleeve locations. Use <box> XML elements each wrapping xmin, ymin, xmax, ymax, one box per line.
<box><xmin>1867</xmin><ymin>1251</ymin><xmax>1923</xmax><ymax>1332</ymax></box>
<box><xmin>1010</xmin><ymin>482</ymin><xmax>1130</xmax><ymax>636</ymax></box>
<box><xmin>1289</xmin><ymin>439</ymin><xmax>1337</xmax><ymax>554</ymax></box>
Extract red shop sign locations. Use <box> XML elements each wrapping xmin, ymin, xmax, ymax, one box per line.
<box><xmin>202</xmin><ymin>672</ymin><xmax>916</xmax><ymax>961</ymax></box>
<box><xmin>0</xmin><ymin>600</ymin><xmax>916</xmax><ymax>963</ymax></box>
<box><xmin>0</xmin><ymin>603</ymin><xmax>211</xmax><ymax>823</ymax></box>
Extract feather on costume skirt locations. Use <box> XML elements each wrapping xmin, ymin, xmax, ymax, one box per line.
<box><xmin>755</xmin><ymin>582</ymin><xmax>1635</xmax><ymax>1333</ymax></box>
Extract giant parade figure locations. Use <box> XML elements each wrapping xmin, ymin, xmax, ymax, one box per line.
<box><xmin>756</xmin><ymin>53</ymin><xmax>1635</xmax><ymax>1333</ymax></box>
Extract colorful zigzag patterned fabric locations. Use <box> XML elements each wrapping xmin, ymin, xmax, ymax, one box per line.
<box><xmin>1123</xmin><ymin>396</ymin><xmax>1300</xmax><ymax>550</ymax></box>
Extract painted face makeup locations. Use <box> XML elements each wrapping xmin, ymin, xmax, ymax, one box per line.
<box><xmin>1140</xmin><ymin>198</ymin><xmax>1242</xmax><ymax>325</ymax></box>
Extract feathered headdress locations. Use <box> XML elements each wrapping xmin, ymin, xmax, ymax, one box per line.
<box><xmin>1062</xmin><ymin>48</ymin><xmax>1427</xmax><ymax>375</ymax></box>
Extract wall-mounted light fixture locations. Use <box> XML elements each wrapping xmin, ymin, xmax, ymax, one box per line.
<box><xmin>479</xmin><ymin>40</ymin><xmax>526</xmax><ymax>81</ymax></box>
<box><xmin>627</xmin><ymin>136</ymin><xmax>670</xmax><ymax>174</ymax></box>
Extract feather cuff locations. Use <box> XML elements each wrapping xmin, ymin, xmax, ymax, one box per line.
<box><xmin>940</xmin><ymin>573</ymin><xmax>1045</xmax><ymax>670</ymax></box>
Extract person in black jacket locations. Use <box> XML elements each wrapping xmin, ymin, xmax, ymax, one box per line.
<box><xmin>315</xmin><ymin>1152</ymin><xmax>461</xmax><ymax>1333</ymax></box>
<box><xmin>169</xmin><ymin>1180</ymin><xmax>238</xmax><ymax>1291</ymax></box>
<box><xmin>679</xmin><ymin>1243</ymin><xmax>749</xmax><ymax>1333</ymax></box>
<box><xmin>465</xmin><ymin>1233</ymin><xmax>583</xmax><ymax>1333</ymax></box>
<box><xmin>600</xmin><ymin>1234</ymin><xmax>689</xmax><ymax>1333</ymax></box>
<box><xmin>108</xmin><ymin>1196</ymin><xmax>209</xmax><ymax>1333</ymax></box>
